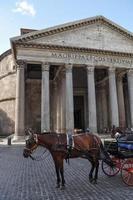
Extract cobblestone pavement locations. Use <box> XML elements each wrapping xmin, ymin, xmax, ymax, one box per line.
<box><xmin>0</xmin><ymin>146</ymin><xmax>132</xmax><ymax>200</ymax></box>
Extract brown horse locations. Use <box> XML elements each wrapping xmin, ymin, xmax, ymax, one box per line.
<box><xmin>23</xmin><ymin>129</ymin><xmax>113</xmax><ymax>189</ymax></box>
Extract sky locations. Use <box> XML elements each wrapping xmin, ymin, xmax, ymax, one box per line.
<box><xmin>0</xmin><ymin>0</ymin><xmax>133</xmax><ymax>55</ymax></box>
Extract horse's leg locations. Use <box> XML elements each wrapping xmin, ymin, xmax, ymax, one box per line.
<box><xmin>53</xmin><ymin>159</ymin><xmax>61</xmax><ymax>188</ymax></box>
<box><xmin>93</xmin><ymin>160</ymin><xmax>99</xmax><ymax>184</ymax></box>
<box><xmin>59</xmin><ymin>159</ymin><xmax>65</xmax><ymax>189</ymax></box>
<box><xmin>88</xmin><ymin>157</ymin><xmax>95</xmax><ymax>183</ymax></box>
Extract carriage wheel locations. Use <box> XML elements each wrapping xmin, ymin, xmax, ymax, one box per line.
<box><xmin>121</xmin><ymin>159</ymin><xmax>133</xmax><ymax>186</ymax></box>
<box><xmin>102</xmin><ymin>157</ymin><xmax>121</xmax><ymax>177</ymax></box>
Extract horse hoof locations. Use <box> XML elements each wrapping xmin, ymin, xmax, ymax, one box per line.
<box><xmin>89</xmin><ymin>178</ymin><xmax>93</xmax><ymax>183</ymax></box>
<box><xmin>60</xmin><ymin>185</ymin><xmax>65</xmax><ymax>190</ymax></box>
<box><xmin>56</xmin><ymin>184</ymin><xmax>60</xmax><ymax>188</ymax></box>
<box><xmin>93</xmin><ymin>180</ymin><xmax>97</xmax><ymax>184</ymax></box>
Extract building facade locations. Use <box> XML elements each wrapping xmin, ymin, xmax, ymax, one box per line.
<box><xmin>1</xmin><ymin>16</ymin><xmax>133</xmax><ymax>139</ymax></box>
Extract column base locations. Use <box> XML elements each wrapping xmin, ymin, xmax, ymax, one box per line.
<box><xmin>12</xmin><ymin>135</ymin><xmax>26</xmax><ymax>143</ymax></box>
<box><xmin>90</xmin><ymin>127</ymin><xmax>97</xmax><ymax>133</ymax></box>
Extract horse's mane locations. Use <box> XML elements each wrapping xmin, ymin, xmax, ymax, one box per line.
<box><xmin>37</xmin><ymin>132</ymin><xmax>65</xmax><ymax>136</ymax></box>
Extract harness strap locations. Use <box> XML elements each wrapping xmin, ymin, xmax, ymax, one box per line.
<box><xmin>24</xmin><ymin>143</ymin><xmax>38</xmax><ymax>152</ymax></box>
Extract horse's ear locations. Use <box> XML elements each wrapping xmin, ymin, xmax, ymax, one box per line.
<box><xmin>25</xmin><ymin>128</ymin><xmax>28</xmax><ymax>135</ymax></box>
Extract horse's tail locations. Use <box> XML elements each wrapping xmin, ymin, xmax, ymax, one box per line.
<box><xmin>100</xmin><ymin>142</ymin><xmax>114</xmax><ymax>167</ymax></box>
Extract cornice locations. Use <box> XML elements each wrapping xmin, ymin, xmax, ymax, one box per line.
<box><xmin>0</xmin><ymin>49</ymin><xmax>12</xmax><ymax>62</ymax></box>
<box><xmin>15</xmin><ymin>42</ymin><xmax>133</xmax><ymax>58</ymax></box>
<box><xmin>11</xmin><ymin>16</ymin><xmax>133</xmax><ymax>44</ymax></box>
<box><xmin>0</xmin><ymin>97</ymin><xmax>15</xmax><ymax>103</ymax></box>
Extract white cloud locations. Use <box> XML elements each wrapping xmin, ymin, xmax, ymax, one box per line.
<box><xmin>12</xmin><ymin>0</ymin><xmax>36</xmax><ymax>16</ymax></box>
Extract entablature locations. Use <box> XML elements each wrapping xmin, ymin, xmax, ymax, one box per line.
<box><xmin>15</xmin><ymin>43</ymin><xmax>133</xmax><ymax>69</ymax></box>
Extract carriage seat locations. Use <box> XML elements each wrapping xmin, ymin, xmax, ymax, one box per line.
<box><xmin>118</xmin><ymin>142</ymin><xmax>133</xmax><ymax>150</ymax></box>
<box><xmin>117</xmin><ymin>134</ymin><xmax>133</xmax><ymax>142</ymax></box>
<box><xmin>117</xmin><ymin>133</ymin><xmax>133</xmax><ymax>151</ymax></box>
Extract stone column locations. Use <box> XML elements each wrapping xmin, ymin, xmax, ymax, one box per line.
<box><xmin>56</xmin><ymin>78</ymin><xmax>61</xmax><ymax>132</ymax></box>
<box><xmin>127</xmin><ymin>69</ymin><xmax>133</xmax><ymax>127</ymax></box>
<box><xmin>65</xmin><ymin>64</ymin><xmax>74</xmax><ymax>131</ymax></box>
<box><xmin>108</xmin><ymin>67</ymin><xmax>119</xmax><ymax>127</ymax></box>
<box><xmin>87</xmin><ymin>66</ymin><xmax>97</xmax><ymax>132</ymax></box>
<box><xmin>53</xmin><ymin>81</ymin><xmax>58</xmax><ymax>132</ymax></box>
<box><xmin>101</xmin><ymin>83</ymin><xmax>108</xmax><ymax>129</ymax></box>
<box><xmin>14</xmin><ymin>60</ymin><xmax>25</xmax><ymax>141</ymax></box>
<box><xmin>117</xmin><ymin>74</ymin><xmax>126</xmax><ymax>127</ymax></box>
<box><xmin>50</xmin><ymin>82</ymin><xmax>54</xmax><ymax>131</ymax></box>
<box><xmin>60</xmin><ymin>70</ymin><xmax>66</xmax><ymax>132</ymax></box>
<box><xmin>41</xmin><ymin>63</ymin><xmax>50</xmax><ymax>132</ymax></box>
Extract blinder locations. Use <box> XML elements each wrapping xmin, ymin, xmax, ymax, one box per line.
<box><xmin>23</xmin><ymin>134</ymin><xmax>38</xmax><ymax>158</ymax></box>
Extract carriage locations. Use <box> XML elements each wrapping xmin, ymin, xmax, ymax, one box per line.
<box><xmin>23</xmin><ymin>127</ymin><xmax>133</xmax><ymax>188</ymax></box>
<box><xmin>101</xmin><ymin>134</ymin><xmax>133</xmax><ymax>186</ymax></box>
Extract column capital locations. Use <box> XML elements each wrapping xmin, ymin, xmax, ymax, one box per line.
<box><xmin>42</xmin><ymin>62</ymin><xmax>50</xmax><ymax>71</ymax></box>
<box><xmin>108</xmin><ymin>67</ymin><xmax>116</xmax><ymax>74</ymax></box>
<box><xmin>16</xmin><ymin>60</ymin><xmax>26</xmax><ymax>70</ymax></box>
<box><xmin>127</xmin><ymin>68</ymin><xmax>133</xmax><ymax>75</ymax></box>
<box><xmin>86</xmin><ymin>65</ymin><xmax>95</xmax><ymax>74</ymax></box>
<box><xmin>65</xmin><ymin>63</ymin><xmax>73</xmax><ymax>73</ymax></box>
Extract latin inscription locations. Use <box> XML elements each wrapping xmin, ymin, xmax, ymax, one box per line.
<box><xmin>51</xmin><ymin>52</ymin><xmax>133</xmax><ymax>65</ymax></box>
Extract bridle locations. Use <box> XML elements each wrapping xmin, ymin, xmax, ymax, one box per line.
<box><xmin>24</xmin><ymin>134</ymin><xmax>48</xmax><ymax>161</ymax></box>
<box><xmin>24</xmin><ymin>143</ymin><xmax>38</xmax><ymax>160</ymax></box>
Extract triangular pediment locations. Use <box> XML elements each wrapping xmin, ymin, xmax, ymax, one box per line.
<box><xmin>11</xmin><ymin>16</ymin><xmax>133</xmax><ymax>53</ymax></box>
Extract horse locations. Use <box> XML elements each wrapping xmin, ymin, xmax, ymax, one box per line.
<box><xmin>23</xmin><ymin>129</ymin><xmax>113</xmax><ymax>189</ymax></box>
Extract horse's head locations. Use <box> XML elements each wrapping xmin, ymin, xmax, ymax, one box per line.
<box><xmin>23</xmin><ymin>128</ymin><xmax>38</xmax><ymax>159</ymax></box>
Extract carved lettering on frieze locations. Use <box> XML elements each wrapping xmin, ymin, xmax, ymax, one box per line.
<box><xmin>51</xmin><ymin>52</ymin><xmax>133</xmax><ymax>66</ymax></box>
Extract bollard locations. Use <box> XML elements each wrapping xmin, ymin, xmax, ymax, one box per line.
<box><xmin>7</xmin><ymin>137</ymin><xmax>11</xmax><ymax>145</ymax></box>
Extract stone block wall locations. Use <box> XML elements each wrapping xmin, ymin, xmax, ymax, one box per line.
<box><xmin>0</xmin><ymin>51</ymin><xmax>16</xmax><ymax>136</ymax></box>
<box><xmin>0</xmin><ymin>100</ymin><xmax>15</xmax><ymax>136</ymax></box>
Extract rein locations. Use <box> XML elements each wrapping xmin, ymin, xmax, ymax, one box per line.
<box><xmin>30</xmin><ymin>148</ymin><xmax>49</xmax><ymax>161</ymax></box>
<box><xmin>25</xmin><ymin>144</ymin><xmax>49</xmax><ymax>161</ymax></box>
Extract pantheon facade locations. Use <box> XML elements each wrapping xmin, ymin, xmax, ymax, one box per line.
<box><xmin>0</xmin><ymin>16</ymin><xmax>133</xmax><ymax>140</ymax></box>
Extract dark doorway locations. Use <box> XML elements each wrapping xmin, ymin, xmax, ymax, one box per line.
<box><xmin>74</xmin><ymin>96</ymin><xmax>85</xmax><ymax>130</ymax></box>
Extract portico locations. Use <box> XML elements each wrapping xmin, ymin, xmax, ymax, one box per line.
<box><xmin>10</xmin><ymin>16</ymin><xmax>133</xmax><ymax>139</ymax></box>
<box><xmin>14</xmin><ymin>55</ymin><xmax>132</xmax><ymax>138</ymax></box>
